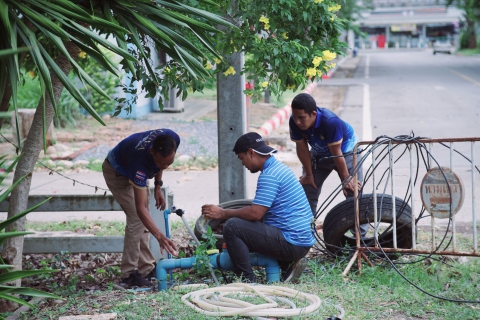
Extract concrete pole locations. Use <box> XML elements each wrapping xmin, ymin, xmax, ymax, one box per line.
<box><xmin>217</xmin><ymin>52</ymin><xmax>247</xmax><ymax>203</ymax></box>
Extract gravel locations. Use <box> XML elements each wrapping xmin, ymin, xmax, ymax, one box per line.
<box><xmin>73</xmin><ymin>119</ymin><xmax>219</xmax><ymax>162</ymax></box>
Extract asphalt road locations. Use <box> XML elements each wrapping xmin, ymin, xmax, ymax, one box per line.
<box><xmin>328</xmin><ymin>49</ymin><xmax>480</xmax><ymax>227</ymax></box>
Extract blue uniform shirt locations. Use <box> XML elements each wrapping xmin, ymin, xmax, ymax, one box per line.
<box><xmin>107</xmin><ymin>129</ymin><xmax>180</xmax><ymax>188</ymax></box>
<box><xmin>253</xmin><ymin>156</ymin><xmax>315</xmax><ymax>247</ymax></box>
<box><xmin>289</xmin><ymin>107</ymin><xmax>358</xmax><ymax>157</ymax></box>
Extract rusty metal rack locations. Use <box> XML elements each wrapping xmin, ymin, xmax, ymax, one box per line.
<box><xmin>343</xmin><ymin>136</ymin><xmax>480</xmax><ymax>276</ymax></box>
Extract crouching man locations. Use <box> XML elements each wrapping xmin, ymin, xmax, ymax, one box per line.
<box><xmin>201</xmin><ymin>132</ymin><xmax>315</xmax><ymax>283</ymax></box>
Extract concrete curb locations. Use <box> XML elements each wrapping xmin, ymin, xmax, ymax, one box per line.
<box><xmin>321</xmin><ymin>55</ymin><xmax>349</xmax><ymax>79</ymax></box>
<box><xmin>258</xmin><ymin>55</ymin><xmax>350</xmax><ymax>136</ymax></box>
<box><xmin>258</xmin><ymin>82</ymin><xmax>317</xmax><ymax>136</ymax></box>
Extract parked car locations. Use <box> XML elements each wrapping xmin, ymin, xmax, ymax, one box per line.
<box><xmin>433</xmin><ymin>40</ymin><xmax>455</xmax><ymax>55</ymax></box>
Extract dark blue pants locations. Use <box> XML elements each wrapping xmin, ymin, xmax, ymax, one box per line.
<box><xmin>223</xmin><ymin>217</ymin><xmax>310</xmax><ymax>282</ymax></box>
<box><xmin>304</xmin><ymin>150</ymin><xmax>369</xmax><ymax>236</ymax></box>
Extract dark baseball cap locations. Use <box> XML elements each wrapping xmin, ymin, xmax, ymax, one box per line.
<box><xmin>232</xmin><ymin>132</ymin><xmax>277</xmax><ymax>155</ymax></box>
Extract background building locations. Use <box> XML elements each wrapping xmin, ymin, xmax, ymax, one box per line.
<box><xmin>355</xmin><ymin>0</ymin><xmax>463</xmax><ymax>49</ymax></box>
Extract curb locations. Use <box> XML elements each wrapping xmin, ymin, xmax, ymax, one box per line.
<box><xmin>321</xmin><ymin>55</ymin><xmax>348</xmax><ymax>79</ymax></box>
<box><xmin>258</xmin><ymin>55</ymin><xmax>351</xmax><ymax>136</ymax></box>
<box><xmin>258</xmin><ymin>82</ymin><xmax>317</xmax><ymax>136</ymax></box>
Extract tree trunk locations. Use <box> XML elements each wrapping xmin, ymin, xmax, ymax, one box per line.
<box><xmin>0</xmin><ymin>83</ymin><xmax>12</xmax><ymax>129</ymax></box>
<box><xmin>0</xmin><ymin>41</ymin><xmax>78</xmax><ymax>312</ymax></box>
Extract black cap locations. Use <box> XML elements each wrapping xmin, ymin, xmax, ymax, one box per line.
<box><xmin>232</xmin><ymin>132</ymin><xmax>277</xmax><ymax>155</ymax></box>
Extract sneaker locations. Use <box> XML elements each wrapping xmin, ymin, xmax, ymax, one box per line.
<box><xmin>146</xmin><ymin>263</ymin><xmax>156</xmax><ymax>281</ymax></box>
<box><xmin>282</xmin><ymin>258</ymin><xmax>308</xmax><ymax>283</ymax></box>
<box><xmin>121</xmin><ymin>270</ymin><xmax>154</xmax><ymax>288</ymax></box>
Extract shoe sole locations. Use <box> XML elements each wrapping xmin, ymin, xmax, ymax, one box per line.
<box><xmin>284</xmin><ymin>258</ymin><xmax>308</xmax><ymax>283</ymax></box>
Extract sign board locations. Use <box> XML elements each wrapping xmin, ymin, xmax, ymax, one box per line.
<box><xmin>420</xmin><ymin>167</ymin><xmax>464</xmax><ymax>219</ymax></box>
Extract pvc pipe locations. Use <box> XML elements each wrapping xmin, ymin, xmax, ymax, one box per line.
<box><xmin>157</xmin><ymin>251</ymin><xmax>280</xmax><ymax>291</ymax></box>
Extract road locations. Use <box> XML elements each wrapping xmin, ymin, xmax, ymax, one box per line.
<box><xmin>325</xmin><ymin>49</ymin><xmax>480</xmax><ymax>227</ymax></box>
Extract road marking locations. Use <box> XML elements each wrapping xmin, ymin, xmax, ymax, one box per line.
<box><xmin>365</xmin><ymin>55</ymin><xmax>370</xmax><ymax>79</ymax></box>
<box><xmin>362</xmin><ymin>83</ymin><xmax>372</xmax><ymax>170</ymax></box>
<box><xmin>450</xmin><ymin>69</ymin><xmax>480</xmax><ymax>86</ymax></box>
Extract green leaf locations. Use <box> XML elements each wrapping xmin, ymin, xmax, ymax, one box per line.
<box><xmin>38</xmin><ymin>44</ymin><xmax>105</xmax><ymax>126</ymax></box>
<box><xmin>15</xmin><ymin>17</ymin><xmax>57</xmax><ymax>114</ymax></box>
<box><xmin>0</xmin><ymin>269</ymin><xmax>56</xmax><ymax>284</ymax></box>
<box><xmin>15</xmin><ymin>2</ymin><xmax>69</xmax><ymax>41</ymax></box>
<box><xmin>70</xmin><ymin>21</ymin><xmax>136</xmax><ymax>62</ymax></box>
<box><xmin>0</xmin><ymin>195</ymin><xmax>51</xmax><ymax>231</ymax></box>
<box><xmin>0</xmin><ymin>285</ymin><xmax>61</xmax><ymax>299</ymax></box>
<box><xmin>0</xmin><ymin>47</ymin><xmax>29</xmax><ymax>59</ymax></box>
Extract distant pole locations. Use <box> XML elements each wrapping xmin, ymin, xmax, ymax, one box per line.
<box><xmin>217</xmin><ymin>52</ymin><xmax>247</xmax><ymax>203</ymax></box>
<box><xmin>264</xmin><ymin>89</ymin><xmax>270</xmax><ymax>103</ymax></box>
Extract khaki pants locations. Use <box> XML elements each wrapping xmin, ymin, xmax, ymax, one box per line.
<box><xmin>102</xmin><ymin>159</ymin><xmax>156</xmax><ymax>279</ymax></box>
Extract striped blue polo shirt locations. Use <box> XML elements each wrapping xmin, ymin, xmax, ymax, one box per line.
<box><xmin>253</xmin><ymin>156</ymin><xmax>316</xmax><ymax>247</ymax></box>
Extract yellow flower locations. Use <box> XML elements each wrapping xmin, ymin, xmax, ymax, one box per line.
<box><xmin>261</xmin><ymin>81</ymin><xmax>268</xmax><ymax>88</ymax></box>
<box><xmin>214</xmin><ymin>58</ymin><xmax>222</xmax><ymax>64</ymax></box>
<box><xmin>259</xmin><ymin>16</ymin><xmax>270</xmax><ymax>30</ymax></box>
<box><xmin>205</xmin><ymin>61</ymin><xmax>212</xmax><ymax>70</ymax></box>
<box><xmin>223</xmin><ymin>66</ymin><xmax>236</xmax><ymax>76</ymax></box>
<box><xmin>312</xmin><ymin>56</ymin><xmax>323</xmax><ymax>67</ymax></box>
<box><xmin>28</xmin><ymin>70</ymin><xmax>36</xmax><ymax>78</ymax></box>
<box><xmin>330</xmin><ymin>16</ymin><xmax>335</xmax><ymax>21</ymax></box>
<box><xmin>259</xmin><ymin>16</ymin><xmax>269</xmax><ymax>24</ymax></box>
<box><xmin>286</xmin><ymin>84</ymin><xmax>296</xmax><ymax>90</ymax></box>
<box><xmin>282</xmin><ymin>32</ymin><xmax>289</xmax><ymax>40</ymax></box>
<box><xmin>78</xmin><ymin>51</ymin><xmax>87</xmax><ymax>59</ymax></box>
<box><xmin>306</xmin><ymin>68</ymin><xmax>317</xmax><ymax>77</ymax></box>
<box><xmin>322</xmin><ymin>50</ymin><xmax>336</xmax><ymax>61</ymax></box>
<box><xmin>316</xmin><ymin>70</ymin><xmax>323</xmax><ymax>77</ymax></box>
<box><xmin>329</xmin><ymin>63</ymin><xmax>336</xmax><ymax>69</ymax></box>
<box><xmin>314</xmin><ymin>0</ymin><xmax>323</xmax><ymax>3</ymax></box>
<box><xmin>163</xmin><ymin>67</ymin><xmax>171</xmax><ymax>74</ymax></box>
<box><xmin>328</xmin><ymin>4</ymin><xmax>341</xmax><ymax>12</ymax></box>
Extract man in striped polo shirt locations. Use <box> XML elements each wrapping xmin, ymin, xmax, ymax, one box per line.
<box><xmin>201</xmin><ymin>132</ymin><xmax>315</xmax><ymax>283</ymax></box>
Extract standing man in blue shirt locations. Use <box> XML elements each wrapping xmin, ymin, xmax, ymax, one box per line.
<box><xmin>103</xmin><ymin>129</ymin><xmax>179</xmax><ymax>288</ymax></box>
<box><xmin>202</xmin><ymin>132</ymin><xmax>315</xmax><ymax>283</ymax></box>
<box><xmin>289</xmin><ymin>93</ymin><xmax>367</xmax><ymax>234</ymax></box>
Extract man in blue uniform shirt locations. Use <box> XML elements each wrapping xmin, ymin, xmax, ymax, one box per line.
<box><xmin>103</xmin><ymin>129</ymin><xmax>179</xmax><ymax>287</ymax></box>
<box><xmin>202</xmin><ymin>132</ymin><xmax>315</xmax><ymax>283</ymax></box>
<box><xmin>289</xmin><ymin>93</ymin><xmax>367</xmax><ymax>235</ymax></box>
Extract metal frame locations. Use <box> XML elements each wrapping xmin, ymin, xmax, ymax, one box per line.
<box><xmin>343</xmin><ymin>137</ymin><xmax>480</xmax><ymax>275</ymax></box>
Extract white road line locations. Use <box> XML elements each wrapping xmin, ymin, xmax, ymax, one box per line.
<box><xmin>362</xmin><ymin>81</ymin><xmax>373</xmax><ymax>170</ymax></box>
<box><xmin>362</xmin><ymin>83</ymin><xmax>372</xmax><ymax>141</ymax></box>
<box><xmin>365</xmin><ymin>54</ymin><xmax>370</xmax><ymax>79</ymax></box>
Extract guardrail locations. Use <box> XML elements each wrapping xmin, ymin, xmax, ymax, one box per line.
<box><xmin>0</xmin><ymin>187</ymin><xmax>173</xmax><ymax>261</ymax></box>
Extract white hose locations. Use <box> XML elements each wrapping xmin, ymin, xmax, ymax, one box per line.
<box><xmin>181</xmin><ymin>282</ymin><xmax>324</xmax><ymax>318</ymax></box>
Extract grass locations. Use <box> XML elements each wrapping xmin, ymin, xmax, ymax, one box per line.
<box><xmin>456</xmin><ymin>48</ymin><xmax>480</xmax><ymax>56</ymax></box>
<box><xmin>25</xmin><ymin>219</ymin><xmax>192</xmax><ymax>236</ymax></box>
<box><xmin>8</xmin><ymin>255</ymin><xmax>480</xmax><ymax>319</ymax></box>
<box><xmin>26</xmin><ymin>220</ymin><xmax>126</xmax><ymax>236</ymax></box>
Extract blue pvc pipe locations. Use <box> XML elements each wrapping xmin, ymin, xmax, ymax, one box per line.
<box><xmin>156</xmin><ymin>250</ymin><xmax>280</xmax><ymax>291</ymax></box>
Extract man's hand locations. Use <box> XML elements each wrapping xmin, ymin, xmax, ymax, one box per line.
<box><xmin>342</xmin><ymin>176</ymin><xmax>362</xmax><ymax>196</ymax></box>
<box><xmin>154</xmin><ymin>186</ymin><xmax>166</xmax><ymax>210</ymax></box>
<box><xmin>299</xmin><ymin>175</ymin><xmax>317</xmax><ymax>189</ymax></box>
<box><xmin>155</xmin><ymin>232</ymin><xmax>178</xmax><ymax>256</ymax></box>
<box><xmin>201</xmin><ymin>204</ymin><xmax>225</xmax><ymax>220</ymax></box>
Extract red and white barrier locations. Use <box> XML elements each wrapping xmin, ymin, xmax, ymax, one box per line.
<box><xmin>259</xmin><ymin>82</ymin><xmax>317</xmax><ymax>136</ymax></box>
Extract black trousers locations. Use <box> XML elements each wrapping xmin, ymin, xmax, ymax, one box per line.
<box><xmin>223</xmin><ymin>217</ymin><xmax>310</xmax><ymax>282</ymax></box>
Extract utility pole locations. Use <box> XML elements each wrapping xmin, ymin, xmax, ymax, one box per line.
<box><xmin>217</xmin><ymin>52</ymin><xmax>247</xmax><ymax>203</ymax></box>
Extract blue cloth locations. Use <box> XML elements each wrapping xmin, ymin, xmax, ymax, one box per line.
<box><xmin>107</xmin><ymin>129</ymin><xmax>180</xmax><ymax>188</ymax></box>
<box><xmin>252</xmin><ymin>156</ymin><xmax>315</xmax><ymax>247</ymax></box>
<box><xmin>289</xmin><ymin>107</ymin><xmax>358</xmax><ymax>156</ymax></box>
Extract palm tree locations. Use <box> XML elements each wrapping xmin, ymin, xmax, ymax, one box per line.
<box><xmin>0</xmin><ymin>0</ymin><xmax>233</xmax><ymax>309</ymax></box>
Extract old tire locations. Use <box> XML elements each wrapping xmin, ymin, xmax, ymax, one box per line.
<box><xmin>194</xmin><ymin>199</ymin><xmax>253</xmax><ymax>249</ymax></box>
<box><xmin>323</xmin><ymin>193</ymin><xmax>413</xmax><ymax>257</ymax></box>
